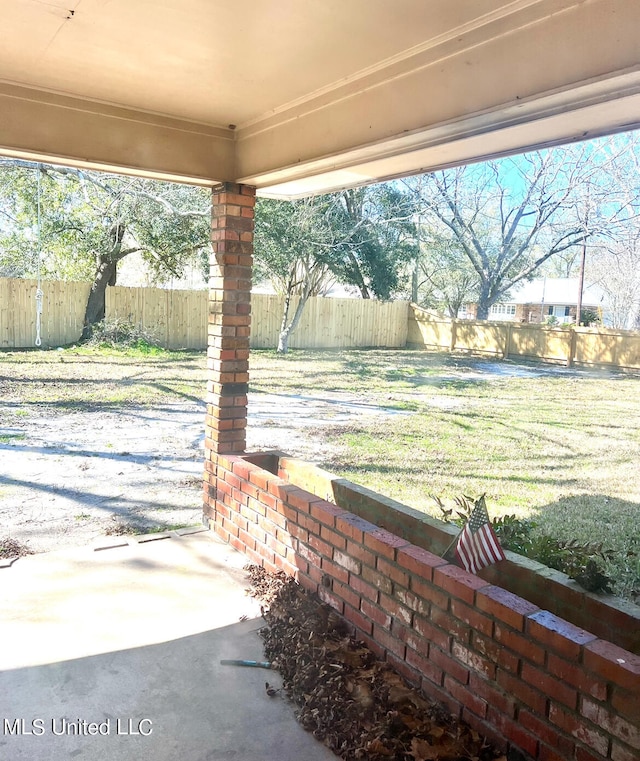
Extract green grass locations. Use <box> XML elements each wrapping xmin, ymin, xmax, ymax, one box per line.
<box><xmin>83</xmin><ymin>340</ymin><xmax>168</xmax><ymax>358</ymax></box>
<box><xmin>2</xmin><ymin>344</ymin><xmax>638</xmax><ymax>599</ymax></box>
<box><xmin>0</xmin><ymin>346</ymin><xmax>207</xmax><ymax>409</ymax></box>
<box><xmin>251</xmin><ymin>348</ymin><xmax>640</xmax><ymax>600</ymax></box>
<box><xmin>0</xmin><ymin>433</ymin><xmax>26</xmax><ymax>443</ymax></box>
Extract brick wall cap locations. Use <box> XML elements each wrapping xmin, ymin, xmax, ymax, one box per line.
<box><xmin>367</xmin><ymin>527</ymin><xmax>411</xmax><ymax>549</ymax></box>
<box><xmin>268</xmin><ymin>480</ymin><xmax>306</xmax><ymax>499</ymax></box>
<box><xmin>477</xmin><ymin>585</ymin><xmax>540</xmax><ymax>619</ymax></box>
<box><xmin>436</xmin><ymin>563</ymin><xmax>492</xmax><ymax>591</ymax></box>
<box><xmin>398</xmin><ymin>544</ymin><xmax>449</xmax><ymax>569</ymax></box>
<box><xmin>527</xmin><ymin>610</ymin><xmax>597</xmax><ymax>647</ymax></box>
<box><xmin>584</xmin><ymin>639</ymin><xmax>640</xmax><ymax>690</ymax></box>
<box><xmin>337</xmin><ymin>513</ymin><xmax>381</xmax><ymax>535</ymax></box>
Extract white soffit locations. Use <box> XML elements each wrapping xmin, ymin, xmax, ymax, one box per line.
<box><xmin>0</xmin><ymin>0</ymin><xmax>638</xmax><ymax>190</ymax></box>
<box><xmin>253</xmin><ymin>71</ymin><xmax>640</xmax><ymax>198</ymax></box>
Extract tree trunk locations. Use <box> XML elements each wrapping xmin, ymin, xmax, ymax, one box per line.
<box><xmin>411</xmin><ymin>262</ymin><xmax>419</xmax><ymax>303</ymax></box>
<box><xmin>476</xmin><ymin>284</ymin><xmax>491</xmax><ymax>320</ymax></box>
<box><xmin>81</xmin><ymin>257</ymin><xmax>117</xmax><ymax>340</ymax></box>
<box><xmin>277</xmin><ymin>290</ymin><xmax>311</xmax><ymax>354</ymax></box>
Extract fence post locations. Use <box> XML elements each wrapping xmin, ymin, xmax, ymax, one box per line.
<box><xmin>567</xmin><ymin>326</ymin><xmax>577</xmax><ymax>367</ymax></box>
<box><xmin>503</xmin><ymin>323</ymin><xmax>511</xmax><ymax>359</ymax></box>
<box><xmin>165</xmin><ymin>289</ymin><xmax>170</xmax><ymax>349</ymax></box>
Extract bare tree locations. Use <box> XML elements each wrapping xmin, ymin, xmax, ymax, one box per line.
<box><xmin>588</xmin><ymin>231</ymin><xmax>640</xmax><ymax>328</ymax></box>
<box><xmin>411</xmin><ymin>222</ymin><xmax>478</xmax><ymax>317</ymax></box>
<box><xmin>403</xmin><ymin>139</ymin><xmax>636</xmax><ymax>319</ymax></box>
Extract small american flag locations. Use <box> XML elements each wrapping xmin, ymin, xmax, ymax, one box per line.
<box><xmin>455</xmin><ymin>496</ymin><xmax>505</xmax><ymax>574</ymax></box>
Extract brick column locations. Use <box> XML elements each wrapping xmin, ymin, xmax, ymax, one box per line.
<box><xmin>204</xmin><ymin>183</ymin><xmax>255</xmax><ymax>473</ymax></box>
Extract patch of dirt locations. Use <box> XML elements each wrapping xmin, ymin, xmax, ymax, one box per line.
<box><xmin>0</xmin><ymin>404</ymin><xmax>207</xmax><ymax>553</ymax></box>
<box><xmin>247</xmin><ymin>566</ymin><xmax>505</xmax><ymax>761</ymax></box>
<box><xmin>0</xmin><ymin>351</ymin><xmax>589</xmax><ymax>555</ymax></box>
<box><xmin>0</xmin><ymin>390</ymin><xmax>379</xmax><ymax>554</ymax></box>
<box><xmin>246</xmin><ymin>391</ymin><xmax>409</xmax><ymax>460</ymax></box>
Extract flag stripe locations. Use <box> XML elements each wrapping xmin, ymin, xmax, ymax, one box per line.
<box><xmin>454</xmin><ymin>500</ymin><xmax>506</xmax><ymax>575</ymax></box>
<box><xmin>478</xmin><ymin>525</ymin><xmax>503</xmax><ymax>563</ymax></box>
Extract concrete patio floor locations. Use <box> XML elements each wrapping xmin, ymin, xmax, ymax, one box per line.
<box><xmin>0</xmin><ymin>528</ymin><xmax>336</xmax><ymax>761</ymax></box>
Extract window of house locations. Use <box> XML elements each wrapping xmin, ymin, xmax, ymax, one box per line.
<box><xmin>490</xmin><ymin>304</ymin><xmax>516</xmax><ymax>316</ymax></box>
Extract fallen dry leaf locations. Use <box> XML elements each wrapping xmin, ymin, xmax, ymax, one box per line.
<box><xmin>247</xmin><ymin>565</ymin><xmax>505</xmax><ymax>761</ymax></box>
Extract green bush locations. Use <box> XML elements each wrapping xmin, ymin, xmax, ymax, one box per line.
<box><xmin>580</xmin><ymin>308</ymin><xmax>601</xmax><ymax>326</ymax></box>
<box><xmin>86</xmin><ymin>318</ymin><xmax>164</xmax><ymax>354</ymax></box>
<box><xmin>436</xmin><ymin>494</ymin><xmax>624</xmax><ymax>594</ymax></box>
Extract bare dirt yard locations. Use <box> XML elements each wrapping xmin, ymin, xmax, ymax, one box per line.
<box><xmin>0</xmin><ymin>347</ymin><xmax>408</xmax><ymax>553</ymax></box>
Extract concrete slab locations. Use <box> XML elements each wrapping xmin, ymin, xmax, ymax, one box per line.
<box><xmin>0</xmin><ymin>530</ymin><xmax>336</xmax><ymax>761</ymax></box>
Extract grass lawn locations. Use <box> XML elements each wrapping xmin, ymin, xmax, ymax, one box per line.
<box><xmin>2</xmin><ymin>345</ymin><xmax>638</xmax><ymax>600</ymax></box>
<box><xmin>0</xmin><ymin>345</ymin><xmax>207</xmax><ymax>410</ymax></box>
<box><xmin>251</xmin><ymin>348</ymin><xmax>640</xmax><ymax>601</ymax></box>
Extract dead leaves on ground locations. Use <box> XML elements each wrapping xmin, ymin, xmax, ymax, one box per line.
<box><xmin>0</xmin><ymin>537</ymin><xmax>33</xmax><ymax>559</ymax></box>
<box><xmin>246</xmin><ymin>565</ymin><xmax>506</xmax><ymax>761</ymax></box>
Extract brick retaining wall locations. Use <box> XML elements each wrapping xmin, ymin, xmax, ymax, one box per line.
<box><xmin>275</xmin><ymin>458</ymin><xmax>640</xmax><ymax>655</ymax></box>
<box><xmin>203</xmin><ymin>452</ymin><xmax>640</xmax><ymax>761</ymax></box>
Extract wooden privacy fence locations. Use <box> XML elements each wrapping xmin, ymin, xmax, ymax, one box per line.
<box><xmin>105</xmin><ymin>286</ymin><xmax>208</xmax><ymax>351</ymax></box>
<box><xmin>3</xmin><ymin>279</ymin><xmax>639</xmax><ymax>369</ymax></box>
<box><xmin>107</xmin><ymin>288</ymin><xmax>408</xmax><ymax>350</ymax></box>
<box><xmin>408</xmin><ymin>304</ymin><xmax>640</xmax><ymax>371</ymax></box>
<box><xmin>248</xmin><ymin>293</ymin><xmax>408</xmax><ymax>349</ymax></box>
<box><xmin>0</xmin><ymin>278</ymin><xmax>409</xmax><ymax>350</ymax></box>
<box><xmin>0</xmin><ymin>278</ymin><xmax>90</xmax><ymax>349</ymax></box>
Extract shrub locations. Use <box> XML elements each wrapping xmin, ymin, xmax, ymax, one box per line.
<box><xmin>580</xmin><ymin>308</ymin><xmax>601</xmax><ymax>326</ymax></box>
<box><xmin>86</xmin><ymin>318</ymin><xmax>163</xmax><ymax>354</ymax></box>
<box><xmin>435</xmin><ymin>494</ymin><xmax>623</xmax><ymax>594</ymax></box>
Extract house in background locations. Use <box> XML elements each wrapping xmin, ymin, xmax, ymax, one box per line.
<box><xmin>460</xmin><ymin>278</ymin><xmax>608</xmax><ymax>324</ymax></box>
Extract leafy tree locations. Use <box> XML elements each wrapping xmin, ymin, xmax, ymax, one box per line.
<box><xmin>327</xmin><ymin>186</ymin><xmax>417</xmax><ymax>300</ymax></box>
<box><xmin>255</xmin><ymin>196</ymin><xmax>337</xmax><ymax>353</ymax></box>
<box><xmin>0</xmin><ymin>160</ymin><xmax>211</xmax><ymax>337</ymax></box>
<box><xmin>255</xmin><ymin>186</ymin><xmax>417</xmax><ymax>353</ymax></box>
<box><xmin>0</xmin><ymin>163</ymin><xmax>49</xmax><ymax>278</ymax></box>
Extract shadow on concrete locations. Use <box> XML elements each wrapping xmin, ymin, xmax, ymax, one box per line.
<box><xmin>0</xmin><ymin>532</ymin><xmax>335</xmax><ymax>761</ymax></box>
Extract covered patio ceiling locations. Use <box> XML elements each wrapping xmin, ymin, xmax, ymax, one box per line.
<box><xmin>1</xmin><ymin>0</ymin><xmax>640</xmax><ymax>197</ymax></box>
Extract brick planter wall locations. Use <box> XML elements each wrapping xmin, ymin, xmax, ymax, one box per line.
<box><xmin>275</xmin><ymin>458</ymin><xmax>640</xmax><ymax>656</ymax></box>
<box><xmin>203</xmin><ymin>452</ymin><xmax>640</xmax><ymax>761</ymax></box>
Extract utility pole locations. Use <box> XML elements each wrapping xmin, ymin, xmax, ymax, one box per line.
<box><xmin>576</xmin><ymin>190</ymin><xmax>591</xmax><ymax>326</ymax></box>
<box><xmin>575</xmin><ymin>241</ymin><xmax>586</xmax><ymax>326</ymax></box>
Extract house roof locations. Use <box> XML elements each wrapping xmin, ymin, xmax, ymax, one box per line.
<box><xmin>0</xmin><ymin>2</ymin><xmax>639</xmax><ymax>196</ymax></box>
<box><xmin>504</xmin><ymin>278</ymin><xmax>606</xmax><ymax>307</ymax></box>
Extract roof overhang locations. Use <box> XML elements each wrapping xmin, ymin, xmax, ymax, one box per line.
<box><xmin>0</xmin><ymin>0</ymin><xmax>639</xmax><ymax>196</ymax></box>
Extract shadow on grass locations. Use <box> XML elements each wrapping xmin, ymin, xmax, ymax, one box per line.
<box><xmin>530</xmin><ymin>493</ymin><xmax>640</xmax><ymax>535</ymax></box>
<box><xmin>526</xmin><ymin>493</ymin><xmax>640</xmax><ymax>601</ymax></box>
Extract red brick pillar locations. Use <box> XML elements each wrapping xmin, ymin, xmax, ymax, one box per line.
<box><xmin>204</xmin><ymin>183</ymin><xmax>255</xmax><ymax>471</ymax></box>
